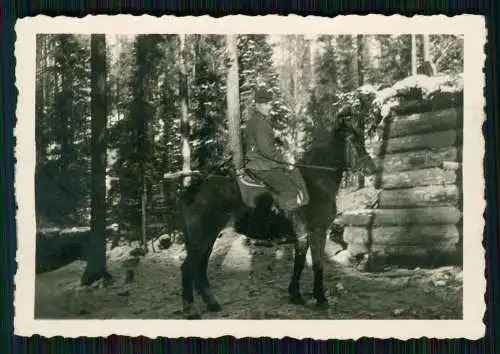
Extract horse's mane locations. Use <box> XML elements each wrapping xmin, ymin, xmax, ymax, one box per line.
<box><xmin>302</xmin><ymin>119</ymin><xmax>347</xmax><ymax>169</ymax></box>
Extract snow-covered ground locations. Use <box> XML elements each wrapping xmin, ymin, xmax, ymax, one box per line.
<box><xmin>34</xmin><ymin>187</ymin><xmax>462</xmax><ymax>320</ymax></box>
<box><xmin>35</xmin><ymin>235</ymin><xmax>462</xmax><ymax>319</ymax></box>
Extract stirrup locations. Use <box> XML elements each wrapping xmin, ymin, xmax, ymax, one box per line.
<box><xmin>235</xmin><ymin>168</ymin><xmax>245</xmax><ymax>176</ymax></box>
<box><xmin>297</xmin><ymin>191</ymin><xmax>304</xmax><ymax>205</ymax></box>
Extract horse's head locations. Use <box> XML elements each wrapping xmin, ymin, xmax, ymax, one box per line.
<box><xmin>340</xmin><ymin>115</ymin><xmax>377</xmax><ymax>176</ymax></box>
<box><xmin>324</xmin><ymin>114</ymin><xmax>377</xmax><ymax>177</ymax></box>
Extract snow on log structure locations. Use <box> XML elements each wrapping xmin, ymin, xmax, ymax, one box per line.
<box><xmin>338</xmin><ymin>74</ymin><xmax>463</xmax><ymax>265</ymax></box>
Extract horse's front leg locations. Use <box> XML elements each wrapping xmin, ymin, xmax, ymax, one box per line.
<box><xmin>195</xmin><ymin>242</ymin><xmax>221</xmax><ymax>312</ymax></box>
<box><xmin>288</xmin><ymin>210</ymin><xmax>309</xmax><ymax>305</ymax></box>
<box><xmin>309</xmin><ymin>228</ymin><xmax>328</xmax><ymax>307</ymax></box>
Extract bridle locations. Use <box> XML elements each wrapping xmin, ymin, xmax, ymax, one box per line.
<box><xmin>257</xmin><ymin>126</ymin><xmax>373</xmax><ymax>175</ymax></box>
<box><xmin>171</xmin><ymin>116</ymin><xmax>373</xmax><ymax>180</ymax></box>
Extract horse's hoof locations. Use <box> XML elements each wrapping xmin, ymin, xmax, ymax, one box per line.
<box><xmin>186</xmin><ymin>312</ymin><xmax>202</xmax><ymax>320</ymax></box>
<box><xmin>183</xmin><ymin>302</ymin><xmax>201</xmax><ymax>319</ymax></box>
<box><xmin>316</xmin><ymin>298</ymin><xmax>329</xmax><ymax>309</ymax></box>
<box><xmin>202</xmin><ymin>290</ymin><xmax>221</xmax><ymax>312</ymax></box>
<box><xmin>207</xmin><ymin>302</ymin><xmax>222</xmax><ymax>312</ymax></box>
<box><xmin>289</xmin><ymin>295</ymin><xmax>306</xmax><ymax>305</ymax></box>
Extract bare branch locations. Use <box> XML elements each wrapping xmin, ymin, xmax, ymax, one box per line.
<box><xmin>163</xmin><ymin>170</ymin><xmax>201</xmax><ymax>180</ymax></box>
<box><xmin>434</xmin><ymin>40</ymin><xmax>455</xmax><ymax>69</ymax></box>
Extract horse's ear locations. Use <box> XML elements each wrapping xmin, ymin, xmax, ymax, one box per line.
<box><xmin>332</xmin><ymin>114</ymin><xmax>346</xmax><ymax>131</ymax></box>
<box><xmin>341</xmin><ymin>115</ymin><xmax>360</xmax><ymax>136</ymax></box>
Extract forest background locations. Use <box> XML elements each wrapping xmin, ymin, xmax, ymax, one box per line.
<box><xmin>34</xmin><ymin>33</ymin><xmax>463</xmax><ymax>246</ymax></box>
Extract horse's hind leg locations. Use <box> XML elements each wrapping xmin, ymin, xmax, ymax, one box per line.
<box><xmin>288</xmin><ymin>211</ymin><xmax>309</xmax><ymax>305</ymax></box>
<box><xmin>181</xmin><ymin>250</ymin><xmax>202</xmax><ymax>319</ymax></box>
<box><xmin>196</xmin><ymin>243</ymin><xmax>221</xmax><ymax>312</ymax></box>
<box><xmin>181</xmin><ymin>211</ymin><xmax>208</xmax><ymax>319</ymax></box>
<box><xmin>309</xmin><ymin>230</ymin><xmax>328</xmax><ymax>307</ymax></box>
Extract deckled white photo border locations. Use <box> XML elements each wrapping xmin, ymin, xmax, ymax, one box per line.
<box><xmin>13</xmin><ymin>14</ymin><xmax>486</xmax><ymax>339</ymax></box>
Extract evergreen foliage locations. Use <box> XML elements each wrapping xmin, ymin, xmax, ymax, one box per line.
<box><xmin>35</xmin><ymin>33</ymin><xmax>464</xmax><ymax>243</ymax></box>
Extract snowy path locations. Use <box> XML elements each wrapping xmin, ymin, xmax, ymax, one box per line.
<box><xmin>35</xmin><ymin>235</ymin><xmax>462</xmax><ymax>320</ymax></box>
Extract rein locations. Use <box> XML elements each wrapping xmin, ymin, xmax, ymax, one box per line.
<box><xmin>257</xmin><ymin>152</ymin><xmax>371</xmax><ymax>175</ymax></box>
<box><xmin>164</xmin><ymin>119</ymin><xmax>371</xmax><ymax>179</ymax></box>
<box><xmin>164</xmin><ymin>148</ymin><xmax>370</xmax><ymax>180</ymax></box>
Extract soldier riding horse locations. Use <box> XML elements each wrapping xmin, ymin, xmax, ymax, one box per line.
<box><xmin>179</xmin><ymin>87</ymin><xmax>377</xmax><ymax>319</ymax></box>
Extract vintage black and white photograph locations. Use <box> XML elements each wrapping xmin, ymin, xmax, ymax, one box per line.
<box><xmin>14</xmin><ymin>15</ymin><xmax>485</xmax><ymax>339</ymax></box>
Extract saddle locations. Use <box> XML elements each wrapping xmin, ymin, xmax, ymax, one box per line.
<box><xmin>236</xmin><ymin>168</ymin><xmax>310</xmax><ymax>212</ymax></box>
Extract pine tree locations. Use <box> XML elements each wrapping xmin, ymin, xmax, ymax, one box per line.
<box><xmin>35</xmin><ymin>34</ymin><xmax>91</xmax><ymax>226</ymax></box>
<box><xmin>279</xmin><ymin>35</ymin><xmax>313</xmax><ymax>162</ymax></box>
<box><xmin>374</xmin><ymin>35</ymin><xmax>412</xmax><ymax>86</ymax></box>
<box><xmin>190</xmin><ymin>35</ymin><xmax>229</xmax><ymax>170</ymax></box>
<box><xmin>335</xmin><ymin>35</ymin><xmax>357</xmax><ymax>92</ymax></box>
<box><xmin>308</xmin><ymin>35</ymin><xmax>338</xmax><ymax>133</ymax></box>
<box><xmin>429</xmin><ymin>35</ymin><xmax>463</xmax><ymax>74</ymax></box>
<box><xmin>81</xmin><ymin>33</ymin><xmax>109</xmax><ymax>286</ymax></box>
<box><xmin>107</xmin><ymin>34</ymin><xmax>165</xmax><ymax>239</ymax></box>
<box><xmin>226</xmin><ymin>34</ymin><xmax>243</xmax><ymax>171</ymax></box>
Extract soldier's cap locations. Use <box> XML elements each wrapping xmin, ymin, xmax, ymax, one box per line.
<box><xmin>254</xmin><ymin>87</ymin><xmax>273</xmax><ymax>103</ymax></box>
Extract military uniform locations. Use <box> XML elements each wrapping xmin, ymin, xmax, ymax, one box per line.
<box><xmin>243</xmin><ymin>88</ymin><xmax>306</xmax><ymax>211</ymax></box>
<box><xmin>244</xmin><ymin>109</ymin><xmax>287</xmax><ymax>171</ymax></box>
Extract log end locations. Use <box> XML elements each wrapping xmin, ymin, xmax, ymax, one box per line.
<box><xmin>341</xmin><ymin>224</ymin><xmax>462</xmax><ymax>270</ymax></box>
<box><xmin>442</xmin><ymin>161</ymin><xmax>462</xmax><ymax>171</ymax></box>
<box><xmin>345</xmin><ymin>241</ymin><xmax>461</xmax><ymax>272</ymax></box>
<box><xmin>338</xmin><ymin>207</ymin><xmax>461</xmax><ymax>227</ymax></box>
<box><xmin>335</xmin><ymin>209</ymin><xmax>375</xmax><ymax>227</ymax></box>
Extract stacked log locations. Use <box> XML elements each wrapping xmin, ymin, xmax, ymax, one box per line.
<box><xmin>339</xmin><ymin>106</ymin><xmax>463</xmax><ymax>263</ymax></box>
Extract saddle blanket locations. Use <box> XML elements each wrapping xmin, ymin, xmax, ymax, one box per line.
<box><xmin>236</xmin><ymin>168</ymin><xmax>310</xmax><ymax>212</ymax></box>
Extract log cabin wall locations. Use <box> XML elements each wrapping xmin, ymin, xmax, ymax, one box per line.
<box><xmin>341</xmin><ymin>105</ymin><xmax>463</xmax><ymax>265</ymax></box>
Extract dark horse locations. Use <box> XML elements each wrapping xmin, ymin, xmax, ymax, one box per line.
<box><xmin>178</xmin><ymin>114</ymin><xmax>377</xmax><ymax>319</ymax></box>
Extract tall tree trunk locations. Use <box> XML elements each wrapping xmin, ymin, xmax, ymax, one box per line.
<box><xmin>279</xmin><ymin>38</ymin><xmax>288</xmax><ymax>95</ymax></box>
<box><xmin>81</xmin><ymin>34</ymin><xmax>110</xmax><ymax>286</ymax></box>
<box><xmin>179</xmin><ymin>34</ymin><xmax>192</xmax><ymax>187</ymax></box>
<box><xmin>292</xmin><ymin>36</ymin><xmax>300</xmax><ymax>163</ymax></box>
<box><xmin>226</xmin><ymin>35</ymin><xmax>243</xmax><ymax>171</ymax></box>
<box><xmin>141</xmin><ymin>181</ymin><xmax>147</xmax><ymax>252</ymax></box>
<box><xmin>327</xmin><ymin>37</ymin><xmax>337</xmax><ymax>99</ymax></box>
<box><xmin>35</xmin><ymin>35</ymin><xmax>45</xmax><ymax>160</ymax></box>
<box><xmin>356</xmin><ymin>35</ymin><xmax>365</xmax><ymax>189</ymax></box>
<box><xmin>133</xmin><ymin>36</ymin><xmax>156</xmax><ymax>251</ymax></box>
<box><xmin>423</xmin><ymin>35</ymin><xmax>430</xmax><ymax>62</ymax></box>
<box><xmin>411</xmin><ymin>34</ymin><xmax>418</xmax><ymax>76</ymax></box>
<box><xmin>42</xmin><ymin>36</ymin><xmax>50</xmax><ymax>105</ymax></box>
<box><xmin>58</xmin><ymin>38</ymin><xmax>75</xmax><ymax>172</ymax></box>
<box><xmin>356</xmin><ymin>35</ymin><xmax>365</xmax><ymax>87</ymax></box>
<box><xmin>309</xmin><ymin>37</ymin><xmax>316</xmax><ymax>87</ymax></box>
<box><xmin>420</xmin><ymin>34</ymin><xmax>434</xmax><ymax>76</ymax></box>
